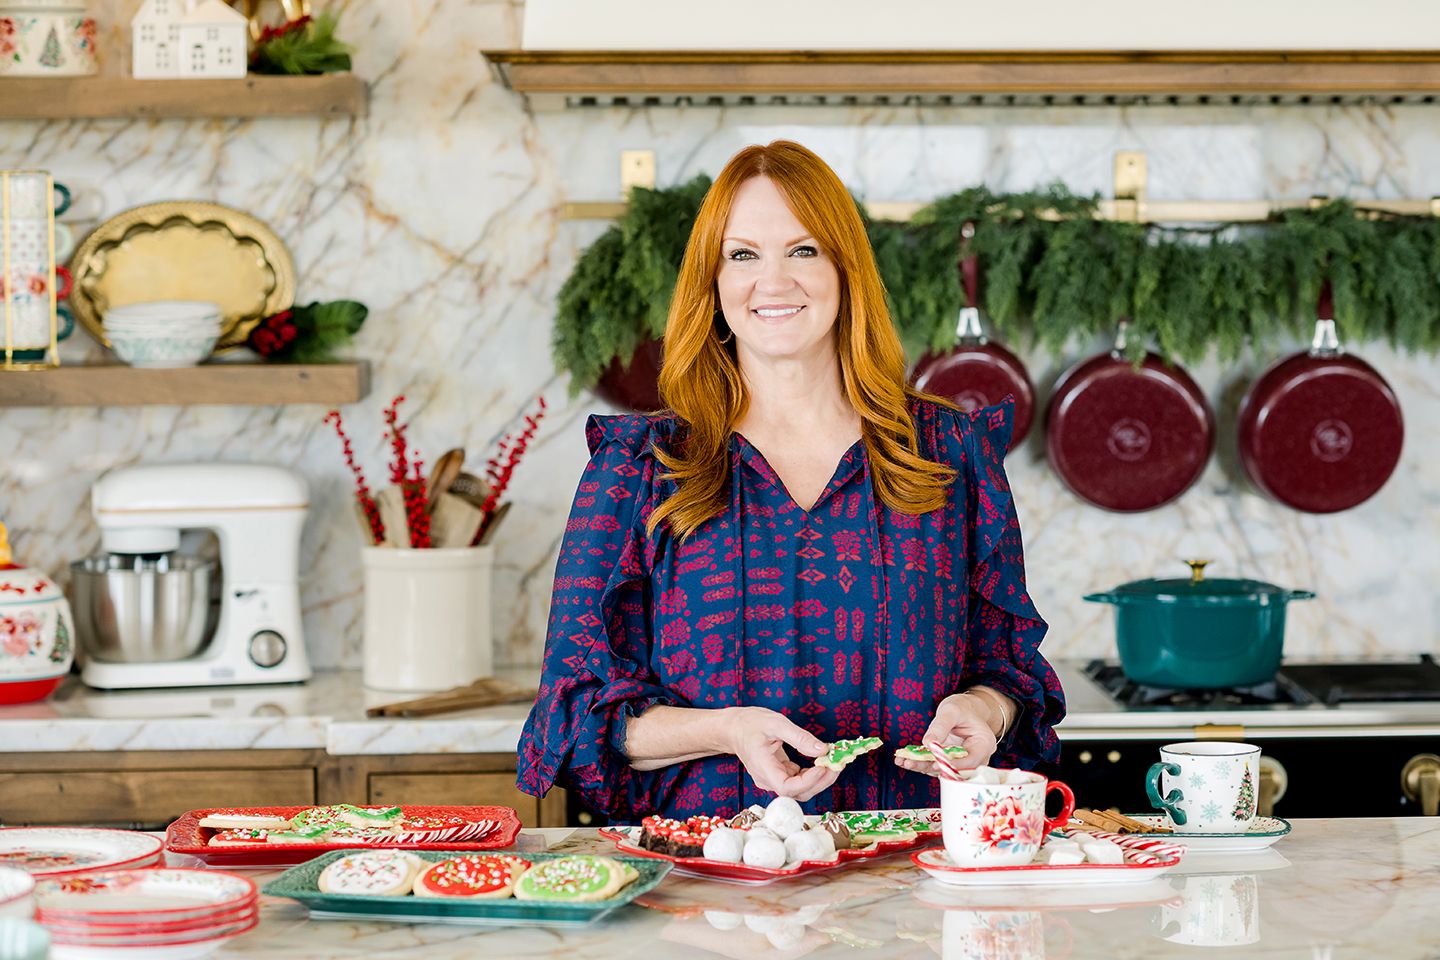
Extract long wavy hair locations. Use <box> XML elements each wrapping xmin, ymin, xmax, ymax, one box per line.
<box><xmin>649</xmin><ymin>140</ymin><xmax>955</xmax><ymax>541</ymax></box>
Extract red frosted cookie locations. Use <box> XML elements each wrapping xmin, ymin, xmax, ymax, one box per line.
<box><xmin>414</xmin><ymin>855</ymin><xmax>532</xmax><ymax>899</ymax></box>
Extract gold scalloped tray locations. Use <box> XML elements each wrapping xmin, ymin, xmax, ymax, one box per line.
<box><xmin>67</xmin><ymin>201</ymin><xmax>295</xmax><ymax>351</ymax></box>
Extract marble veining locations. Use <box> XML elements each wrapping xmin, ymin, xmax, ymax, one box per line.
<box><xmin>187</xmin><ymin>819</ymin><xmax>1440</xmax><ymax>958</ymax></box>
<box><xmin>0</xmin><ymin>1</ymin><xmax>1436</xmax><ymax>677</ymax></box>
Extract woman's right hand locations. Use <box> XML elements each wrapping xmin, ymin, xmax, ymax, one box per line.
<box><xmin>722</xmin><ymin>706</ymin><xmax>840</xmax><ymax>802</ymax></box>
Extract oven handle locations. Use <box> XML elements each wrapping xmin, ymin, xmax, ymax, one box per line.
<box><xmin>1402</xmin><ymin>754</ymin><xmax>1440</xmax><ymax>816</ymax></box>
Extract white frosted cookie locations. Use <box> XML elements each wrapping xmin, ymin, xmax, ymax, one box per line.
<box><xmin>702</xmin><ymin>826</ymin><xmax>747</xmax><ymax>863</ymax></box>
<box><xmin>784</xmin><ymin>828</ymin><xmax>838</xmax><ymax>865</ymax></box>
<box><xmin>318</xmin><ymin>850</ymin><xmax>424</xmax><ymax>896</ymax></box>
<box><xmin>815</xmin><ymin>737</ymin><xmax>883</xmax><ymax>771</ymax></box>
<box><xmin>760</xmin><ymin>796</ymin><xmax>806</xmax><ymax>839</ymax></box>
<box><xmin>199</xmin><ymin>812</ymin><xmax>293</xmax><ymax>831</ymax></box>
<box><xmin>741</xmin><ymin>832</ymin><xmax>787</xmax><ymax>869</ymax></box>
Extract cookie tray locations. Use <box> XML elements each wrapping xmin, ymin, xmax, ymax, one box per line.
<box><xmin>262</xmin><ymin>851</ymin><xmax>672</xmax><ymax>926</ymax></box>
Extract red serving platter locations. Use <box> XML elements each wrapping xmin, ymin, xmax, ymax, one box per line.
<box><xmin>598</xmin><ymin>819</ymin><xmax>939</xmax><ymax>885</ymax></box>
<box><xmin>165</xmin><ymin>805</ymin><xmax>522</xmax><ymax>867</ymax></box>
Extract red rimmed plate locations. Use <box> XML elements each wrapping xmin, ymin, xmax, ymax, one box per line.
<box><xmin>48</xmin><ymin>910</ymin><xmax>258</xmax><ymax>947</ymax></box>
<box><xmin>599</xmin><ymin>825</ymin><xmax>930</xmax><ymax>885</ymax></box>
<box><xmin>41</xmin><ymin>899</ymin><xmax>256</xmax><ymax>936</ymax></box>
<box><xmin>911</xmin><ymin>830</ymin><xmax>1185</xmax><ymax>887</ymax></box>
<box><xmin>35</xmin><ymin>870</ymin><xmax>256</xmax><ymax>923</ymax></box>
<box><xmin>0</xmin><ymin>829</ymin><xmax>165</xmax><ymax>880</ymax></box>
<box><xmin>46</xmin><ymin>914</ymin><xmax>259</xmax><ymax>958</ymax></box>
<box><xmin>164</xmin><ymin>805</ymin><xmax>522</xmax><ymax>867</ymax></box>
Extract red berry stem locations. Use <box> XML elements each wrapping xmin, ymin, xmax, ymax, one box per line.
<box><xmin>324</xmin><ymin>409</ymin><xmax>385</xmax><ymax>546</ymax></box>
<box><xmin>473</xmin><ymin>396</ymin><xmax>547</xmax><ymax>545</ymax></box>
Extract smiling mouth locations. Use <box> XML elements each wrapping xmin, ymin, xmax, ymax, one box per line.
<box><xmin>753</xmin><ymin>306</ymin><xmax>804</xmax><ymax>319</ymax></box>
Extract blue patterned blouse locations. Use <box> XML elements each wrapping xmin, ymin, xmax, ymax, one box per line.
<box><xmin>516</xmin><ymin>397</ymin><xmax>1066</xmax><ymax>820</ymax></box>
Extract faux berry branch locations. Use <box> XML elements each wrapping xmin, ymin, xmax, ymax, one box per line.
<box><xmin>324</xmin><ymin>394</ymin><xmax>547</xmax><ymax>549</ymax></box>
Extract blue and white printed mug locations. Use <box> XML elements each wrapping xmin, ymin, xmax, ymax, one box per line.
<box><xmin>1146</xmin><ymin>741</ymin><xmax>1261</xmax><ymax>833</ymax></box>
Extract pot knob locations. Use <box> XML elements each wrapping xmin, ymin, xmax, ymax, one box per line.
<box><xmin>1183</xmin><ymin>559</ymin><xmax>1211</xmax><ymax>584</ymax></box>
<box><xmin>1402</xmin><ymin>754</ymin><xmax>1440</xmax><ymax>817</ymax></box>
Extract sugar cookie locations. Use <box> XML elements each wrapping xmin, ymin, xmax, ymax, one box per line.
<box><xmin>816</xmin><ymin>737</ymin><xmax>883</xmax><ymax>771</ymax></box>
<box><xmin>318</xmin><ymin>850</ymin><xmax>423</xmax><ymax>896</ymax></box>
<box><xmin>414</xmin><ymin>855</ymin><xmax>531</xmax><ymax>899</ymax></box>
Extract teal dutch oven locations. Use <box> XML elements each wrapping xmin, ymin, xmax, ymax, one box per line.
<box><xmin>1085</xmin><ymin>560</ymin><xmax>1315</xmax><ymax>689</ymax></box>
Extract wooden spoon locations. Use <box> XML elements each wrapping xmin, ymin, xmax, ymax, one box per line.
<box><xmin>425</xmin><ymin>448</ymin><xmax>465</xmax><ymax>514</ymax></box>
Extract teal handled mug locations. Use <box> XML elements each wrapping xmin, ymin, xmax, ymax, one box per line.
<box><xmin>1146</xmin><ymin>741</ymin><xmax>1262</xmax><ymax>833</ymax></box>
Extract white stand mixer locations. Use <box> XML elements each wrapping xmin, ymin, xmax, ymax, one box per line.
<box><xmin>76</xmin><ymin>463</ymin><xmax>312</xmax><ymax>689</ymax></box>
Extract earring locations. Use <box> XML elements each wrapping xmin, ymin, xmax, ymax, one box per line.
<box><xmin>714</xmin><ymin>309</ymin><xmax>733</xmax><ymax>345</ymax></box>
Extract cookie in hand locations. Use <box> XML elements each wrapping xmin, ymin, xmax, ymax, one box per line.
<box><xmin>815</xmin><ymin>736</ymin><xmax>883</xmax><ymax>771</ymax></box>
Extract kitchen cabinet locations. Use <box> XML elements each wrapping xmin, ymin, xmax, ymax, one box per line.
<box><xmin>0</xmin><ymin>749</ymin><xmax>565</xmax><ymax>829</ymax></box>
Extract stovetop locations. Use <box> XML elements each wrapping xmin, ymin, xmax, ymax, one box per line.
<box><xmin>1082</xmin><ymin>655</ymin><xmax>1440</xmax><ymax>710</ymax></box>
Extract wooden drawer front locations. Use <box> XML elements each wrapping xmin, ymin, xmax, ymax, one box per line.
<box><xmin>369</xmin><ymin>772</ymin><xmax>541</xmax><ymax>826</ymax></box>
<box><xmin>0</xmin><ymin>768</ymin><xmax>315</xmax><ymax>827</ymax></box>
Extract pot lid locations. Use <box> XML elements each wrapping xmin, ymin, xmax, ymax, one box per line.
<box><xmin>1103</xmin><ymin>560</ymin><xmax>1313</xmax><ymax>606</ymax></box>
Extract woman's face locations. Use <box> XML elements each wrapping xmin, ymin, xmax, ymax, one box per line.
<box><xmin>716</xmin><ymin>175</ymin><xmax>841</xmax><ymax>363</ymax></box>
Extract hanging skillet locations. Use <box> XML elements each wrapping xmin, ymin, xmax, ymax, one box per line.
<box><xmin>1236</xmin><ymin>285</ymin><xmax>1403</xmax><ymax>513</ymax></box>
<box><xmin>911</xmin><ymin>223</ymin><xmax>1036</xmax><ymax>449</ymax></box>
<box><xmin>1046</xmin><ymin>325</ymin><xmax>1214</xmax><ymax>512</ymax></box>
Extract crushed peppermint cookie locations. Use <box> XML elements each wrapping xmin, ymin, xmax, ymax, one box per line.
<box><xmin>515</xmin><ymin>856</ymin><xmax>612</xmax><ymax>900</ymax></box>
<box><xmin>416</xmin><ymin>855</ymin><xmax>529</xmax><ymax>898</ymax></box>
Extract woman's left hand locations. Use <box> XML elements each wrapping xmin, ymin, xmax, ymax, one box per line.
<box><xmin>893</xmin><ymin>692</ymin><xmax>998</xmax><ymax>777</ymax></box>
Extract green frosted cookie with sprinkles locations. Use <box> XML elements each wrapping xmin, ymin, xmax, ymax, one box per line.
<box><xmin>339</xmin><ymin>804</ymin><xmax>404</xmax><ymax>829</ymax></box>
<box><xmin>896</xmin><ymin>744</ymin><xmax>970</xmax><ymax>763</ymax></box>
<box><xmin>513</xmin><ymin>855</ymin><xmax>625</xmax><ymax>903</ymax></box>
<box><xmin>816</xmin><ymin>736</ymin><xmax>884</xmax><ymax>771</ymax></box>
<box><xmin>839</xmin><ymin>811</ymin><xmax>918</xmax><ymax>845</ymax></box>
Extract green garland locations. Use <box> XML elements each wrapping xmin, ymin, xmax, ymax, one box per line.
<box><xmin>552</xmin><ymin>180</ymin><xmax>1440</xmax><ymax>391</ymax></box>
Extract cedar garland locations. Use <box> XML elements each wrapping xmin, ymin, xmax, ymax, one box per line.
<box><xmin>552</xmin><ymin>179</ymin><xmax>1440</xmax><ymax>390</ymax></box>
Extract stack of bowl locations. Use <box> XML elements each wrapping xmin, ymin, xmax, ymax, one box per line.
<box><xmin>104</xmin><ymin>301</ymin><xmax>223</xmax><ymax>368</ymax></box>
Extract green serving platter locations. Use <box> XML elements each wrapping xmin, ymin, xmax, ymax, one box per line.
<box><xmin>262</xmin><ymin>850</ymin><xmax>672</xmax><ymax>926</ymax></box>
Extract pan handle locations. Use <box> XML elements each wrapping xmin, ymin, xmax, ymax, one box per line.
<box><xmin>955</xmin><ymin>221</ymin><xmax>987</xmax><ymax>342</ymax></box>
<box><xmin>1287</xmin><ymin>590</ymin><xmax>1317</xmax><ymax>602</ymax></box>
<box><xmin>1082</xmin><ymin>592</ymin><xmax>1119</xmax><ymax>604</ymax></box>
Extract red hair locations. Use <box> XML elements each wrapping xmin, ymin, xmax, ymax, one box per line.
<box><xmin>650</xmin><ymin>140</ymin><xmax>953</xmax><ymax>540</ymax></box>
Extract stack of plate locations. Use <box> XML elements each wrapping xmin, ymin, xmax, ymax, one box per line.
<box><xmin>104</xmin><ymin>300</ymin><xmax>223</xmax><ymax>368</ymax></box>
<box><xmin>0</xmin><ymin>828</ymin><xmax>163</xmax><ymax>879</ymax></box>
<box><xmin>35</xmin><ymin>868</ymin><xmax>257</xmax><ymax>959</ymax></box>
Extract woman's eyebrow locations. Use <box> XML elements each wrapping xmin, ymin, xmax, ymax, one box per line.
<box><xmin>722</xmin><ymin>235</ymin><xmax>816</xmax><ymax>246</ymax></box>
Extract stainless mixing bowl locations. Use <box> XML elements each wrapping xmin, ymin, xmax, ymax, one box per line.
<box><xmin>70</xmin><ymin>554</ymin><xmax>216</xmax><ymax>663</ymax></box>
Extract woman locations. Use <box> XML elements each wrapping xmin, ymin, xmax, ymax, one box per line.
<box><xmin>517</xmin><ymin>140</ymin><xmax>1065</xmax><ymax>820</ymax></box>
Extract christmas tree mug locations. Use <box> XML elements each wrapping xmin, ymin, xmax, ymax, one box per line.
<box><xmin>1146</xmin><ymin>742</ymin><xmax>1261</xmax><ymax>833</ymax></box>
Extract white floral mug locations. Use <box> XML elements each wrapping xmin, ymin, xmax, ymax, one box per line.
<box><xmin>1146</xmin><ymin>741</ymin><xmax>1261</xmax><ymax>833</ymax></box>
<box><xmin>940</xmin><ymin>770</ymin><xmax>1076</xmax><ymax>867</ymax></box>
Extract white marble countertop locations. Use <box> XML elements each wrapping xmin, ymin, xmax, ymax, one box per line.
<box><xmin>5</xmin><ymin>660</ymin><xmax>1440</xmax><ymax>756</ymax></box>
<box><xmin>165</xmin><ymin>818</ymin><xmax>1440</xmax><ymax>959</ymax></box>
<box><xmin>0</xmin><ymin>669</ymin><xmax>536</xmax><ymax>756</ymax></box>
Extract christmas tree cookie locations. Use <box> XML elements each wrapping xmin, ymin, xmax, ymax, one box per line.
<box><xmin>896</xmin><ymin>744</ymin><xmax>970</xmax><ymax>763</ymax></box>
<box><xmin>816</xmin><ymin>737</ymin><xmax>884</xmax><ymax>771</ymax></box>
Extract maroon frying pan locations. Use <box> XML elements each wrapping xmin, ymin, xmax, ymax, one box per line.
<box><xmin>910</xmin><ymin>226</ymin><xmax>1036</xmax><ymax>449</ymax></box>
<box><xmin>1046</xmin><ymin>328</ymin><xmax>1214</xmax><ymax>512</ymax></box>
<box><xmin>593</xmin><ymin>337</ymin><xmax>664</xmax><ymax>413</ymax></box>
<box><xmin>1236</xmin><ymin>287</ymin><xmax>1403</xmax><ymax>513</ymax></box>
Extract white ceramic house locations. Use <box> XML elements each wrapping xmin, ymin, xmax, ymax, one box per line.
<box><xmin>131</xmin><ymin>0</ymin><xmax>248</xmax><ymax>79</ymax></box>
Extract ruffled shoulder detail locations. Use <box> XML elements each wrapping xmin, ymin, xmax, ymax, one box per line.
<box><xmin>912</xmin><ymin>396</ymin><xmax>1041</xmax><ymax>624</ymax></box>
<box><xmin>585</xmin><ymin>413</ymin><xmax>683</xmax><ymax>460</ymax></box>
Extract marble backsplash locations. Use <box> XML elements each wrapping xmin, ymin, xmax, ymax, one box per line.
<box><xmin>1</xmin><ymin>0</ymin><xmax>1436</xmax><ymax>671</ymax></box>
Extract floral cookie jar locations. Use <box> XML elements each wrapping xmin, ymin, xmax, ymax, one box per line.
<box><xmin>0</xmin><ymin>522</ymin><xmax>74</xmax><ymax>704</ymax></box>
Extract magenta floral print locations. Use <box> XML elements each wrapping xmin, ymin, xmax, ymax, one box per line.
<box><xmin>517</xmin><ymin>398</ymin><xmax>1066</xmax><ymax>820</ymax></box>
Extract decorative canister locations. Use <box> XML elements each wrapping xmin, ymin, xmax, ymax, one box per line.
<box><xmin>0</xmin><ymin>1</ymin><xmax>98</xmax><ymax>77</ymax></box>
<box><xmin>360</xmin><ymin>545</ymin><xmax>495</xmax><ymax>692</ymax></box>
<box><xmin>0</xmin><ymin>522</ymin><xmax>75</xmax><ymax>705</ymax></box>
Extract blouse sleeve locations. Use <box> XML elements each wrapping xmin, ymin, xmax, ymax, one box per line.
<box><xmin>954</xmin><ymin>399</ymin><xmax>1066</xmax><ymax>768</ymax></box>
<box><xmin>515</xmin><ymin>414</ymin><xmax>689</xmax><ymax>819</ymax></box>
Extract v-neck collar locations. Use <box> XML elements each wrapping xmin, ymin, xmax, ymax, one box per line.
<box><xmin>731</xmin><ymin>432</ymin><xmax>866</xmax><ymax>516</ymax></box>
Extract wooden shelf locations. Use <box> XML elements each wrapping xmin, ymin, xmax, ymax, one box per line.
<box><xmin>0</xmin><ymin>362</ymin><xmax>370</xmax><ymax>408</ymax></box>
<box><xmin>483</xmin><ymin>50</ymin><xmax>1440</xmax><ymax>105</ymax></box>
<box><xmin>0</xmin><ymin>74</ymin><xmax>367</xmax><ymax>120</ymax></box>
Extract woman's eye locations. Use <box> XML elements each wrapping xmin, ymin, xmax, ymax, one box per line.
<box><xmin>791</xmin><ymin>245</ymin><xmax>818</xmax><ymax>257</ymax></box>
<box><xmin>727</xmin><ymin>248</ymin><xmax>756</xmax><ymax>261</ymax></box>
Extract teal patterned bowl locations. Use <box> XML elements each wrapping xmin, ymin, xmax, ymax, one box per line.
<box><xmin>109</xmin><ymin>330</ymin><xmax>219</xmax><ymax>368</ymax></box>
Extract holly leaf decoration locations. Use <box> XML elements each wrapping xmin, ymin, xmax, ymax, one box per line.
<box><xmin>251</xmin><ymin>13</ymin><xmax>352</xmax><ymax>76</ymax></box>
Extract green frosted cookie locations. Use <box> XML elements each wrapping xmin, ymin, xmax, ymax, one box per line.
<box><xmin>513</xmin><ymin>856</ymin><xmax>624</xmax><ymax>902</ymax></box>
<box><xmin>339</xmin><ymin>804</ymin><xmax>404</xmax><ymax>829</ymax></box>
<box><xmin>839</xmin><ymin>811</ymin><xmax>918</xmax><ymax>845</ymax></box>
<box><xmin>816</xmin><ymin>737</ymin><xmax>883</xmax><ymax>771</ymax></box>
<box><xmin>896</xmin><ymin>744</ymin><xmax>970</xmax><ymax>763</ymax></box>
